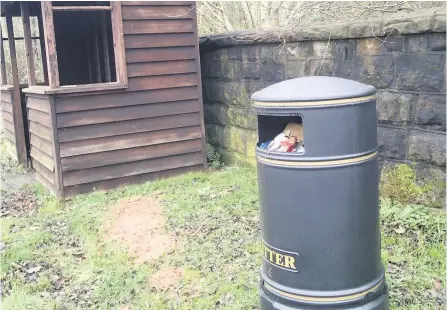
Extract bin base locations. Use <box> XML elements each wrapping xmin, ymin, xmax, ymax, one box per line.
<box><xmin>260</xmin><ymin>283</ymin><xmax>389</xmax><ymax>310</ymax></box>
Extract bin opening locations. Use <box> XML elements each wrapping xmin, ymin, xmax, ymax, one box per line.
<box><xmin>257</xmin><ymin>115</ymin><xmax>304</xmax><ymax>154</ymax></box>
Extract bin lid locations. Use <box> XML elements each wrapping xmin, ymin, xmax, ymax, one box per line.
<box><xmin>251</xmin><ymin>76</ymin><xmax>376</xmax><ymax>102</ymax></box>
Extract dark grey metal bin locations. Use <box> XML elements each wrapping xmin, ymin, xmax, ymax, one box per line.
<box><xmin>252</xmin><ymin>77</ymin><xmax>389</xmax><ymax>310</ymax></box>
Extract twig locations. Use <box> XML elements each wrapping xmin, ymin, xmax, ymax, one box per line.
<box><xmin>163</xmin><ymin>5</ymin><xmax>196</xmax><ymax>18</ymax></box>
<box><xmin>317</xmin><ymin>29</ymin><xmax>331</xmax><ymax>76</ymax></box>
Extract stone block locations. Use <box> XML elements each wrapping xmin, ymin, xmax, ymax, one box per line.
<box><xmin>201</xmin><ymin>60</ymin><xmax>221</xmax><ymax>79</ymax></box>
<box><xmin>353</xmin><ymin>55</ymin><xmax>395</xmax><ymax>88</ymax></box>
<box><xmin>377</xmin><ymin>126</ymin><xmax>407</xmax><ymax>159</ymax></box>
<box><xmin>260</xmin><ymin>60</ymin><xmax>285</xmax><ymax>82</ymax></box>
<box><xmin>222</xmin><ymin>82</ymin><xmax>251</xmax><ymax>107</ymax></box>
<box><xmin>332</xmin><ymin>40</ymin><xmax>355</xmax><ymax>79</ymax></box>
<box><xmin>383</xmin><ymin>16</ymin><xmax>432</xmax><ymax>35</ymax></box>
<box><xmin>308</xmin><ymin>58</ymin><xmax>333</xmax><ymax>76</ymax></box>
<box><xmin>284</xmin><ymin>41</ymin><xmax>314</xmax><ymax>59</ymax></box>
<box><xmin>242</xmin><ymin>45</ymin><xmax>261</xmax><ymax>62</ymax></box>
<box><xmin>205</xmin><ymin>80</ymin><xmax>226</xmax><ymax>103</ymax></box>
<box><xmin>205</xmin><ymin>124</ymin><xmax>224</xmax><ymax>146</ymax></box>
<box><xmin>221</xmin><ymin>61</ymin><xmax>243</xmax><ymax>81</ymax></box>
<box><xmin>416</xmin><ymin>94</ymin><xmax>446</xmax><ymax>131</ymax></box>
<box><xmin>261</xmin><ymin>44</ymin><xmax>286</xmax><ymax>63</ymax></box>
<box><xmin>216</xmin><ymin>146</ymin><xmax>248</xmax><ymax>166</ymax></box>
<box><xmin>203</xmin><ymin>104</ymin><xmax>228</xmax><ymax>126</ymax></box>
<box><xmin>428</xmin><ymin>33</ymin><xmax>446</xmax><ymax>52</ymax></box>
<box><xmin>285</xmin><ymin>59</ymin><xmax>307</xmax><ymax>79</ymax></box>
<box><xmin>241</xmin><ymin>62</ymin><xmax>260</xmax><ymax>80</ymax></box>
<box><xmin>408</xmin><ymin>130</ymin><xmax>446</xmax><ymax>166</ymax></box>
<box><xmin>357</xmin><ymin>37</ymin><xmax>403</xmax><ymax>55</ymax></box>
<box><xmin>228</xmin><ymin>46</ymin><xmax>243</xmax><ymax>60</ymax></box>
<box><xmin>414</xmin><ymin>163</ymin><xmax>446</xmax><ymax>208</ymax></box>
<box><xmin>376</xmin><ymin>91</ymin><xmax>414</xmax><ymax>123</ymax></box>
<box><xmin>313</xmin><ymin>41</ymin><xmax>334</xmax><ymax>57</ymax></box>
<box><xmin>379</xmin><ymin>160</ymin><xmax>446</xmax><ymax>208</ymax></box>
<box><xmin>403</xmin><ymin>35</ymin><xmax>427</xmax><ymax>53</ymax></box>
<box><xmin>219</xmin><ymin>126</ymin><xmax>247</xmax><ymax>154</ymax></box>
<box><xmin>227</xmin><ymin>107</ymin><xmax>257</xmax><ymax>130</ymax></box>
<box><xmin>245</xmin><ymin>130</ymin><xmax>259</xmax><ymax>158</ymax></box>
<box><xmin>395</xmin><ymin>54</ymin><xmax>445</xmax><ymax>92</ymax></box>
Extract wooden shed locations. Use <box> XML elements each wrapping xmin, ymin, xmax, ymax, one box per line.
<box><xmin>1</xmin><ymin>1</ymin><xmax>206</xmax><ymax>197</ymax></box>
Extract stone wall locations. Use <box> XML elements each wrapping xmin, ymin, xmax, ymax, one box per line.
<box><xmin>199</xmin><ymin>8</ymin><xmax>446</xmax><ymax>206</ymax></box>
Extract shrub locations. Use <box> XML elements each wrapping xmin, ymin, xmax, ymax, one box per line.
<box><xmin>206</xmin><ymin>143</ymin><xmax>223</xmax><ymax>170</ymax></box>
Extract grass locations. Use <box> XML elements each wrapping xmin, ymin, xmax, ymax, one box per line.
<box><xmin>1</xmin><ymin>166</ymin><xmax>445</xmax><ymax>309</ymax></box>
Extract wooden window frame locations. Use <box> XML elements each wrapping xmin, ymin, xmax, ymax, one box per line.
<box><xmin>38</xmin><ymin>1</ymin><xmax>127</xmax><ymax>94</ymax></box>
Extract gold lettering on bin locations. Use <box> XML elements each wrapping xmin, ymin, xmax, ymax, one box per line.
<box><xmin>262</xmin><ymin>241</ymin><xmax>298</xmax><ymax>272</ymax></box>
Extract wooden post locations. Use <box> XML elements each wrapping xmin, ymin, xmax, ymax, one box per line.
<box><xmin>37</xmin><ymin>10</ymin><xmax>49</xmax><ymax>85</ymax></box>
<box><xmin>41</xmin><ymin>1</ymin><xmax>59</xmax><ymax>88</ymax></box>
<box><xmin>5</xmin><ymin>6</ymin><xmax>28</xmax><ymax>166</ymax></box>
<box><xmin>101</xmin><ymin>12</ymin><xmax>111</xmax><ymax>82</ymax></box>
<box><xmin>0</xmin><ymin>27</ymin><xmax>7</xmax><ymax>85</ymax></box>
<box><xmin>21</xmin><ymin>2</ymin><xmax>37</xmax><ymax>86</ymax></box>
<box><xmin>93</xmin><ymin>21</ymin><xmax>101</xmax><ymax>83</ymax></box>
<box><xmin>111</xmin><ymin>2</ymin><xmax>126</xmax><ymax>84</ymax></box>
<box><xmin>86</xmin><ymin>38</ymin><xmax>93</xmax><ymax>83</ymax></box>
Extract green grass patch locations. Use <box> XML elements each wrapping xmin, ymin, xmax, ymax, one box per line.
<box><xmin>1</xmin><ymin>166</ymin><xmax>445</xmax><ymax>309</ymax></box>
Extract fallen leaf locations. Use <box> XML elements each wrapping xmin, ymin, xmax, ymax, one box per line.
<box><xmin>394</xmin><ymin>226</ymin><xmax>406</xmax><ymax>234</ymax></box>
<box><xmin>434</xmin><ymin>279</ymin><xmax>443</xmax><ymax>293</ymax></box>
<box><xmin>26</xmin><ymin>266</ymin><xmax>42</xmax><ymax>274</ymax></box>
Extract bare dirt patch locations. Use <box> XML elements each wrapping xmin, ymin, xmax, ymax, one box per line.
<box><xmin>149</xmin><ymin>267</ymin><xmax>183</xmax><ymax>293</ymax></box>
<box><xmin>105</xmin><ymin>196</ymin><xmax>175</xmax><ymax>263</ymax></box>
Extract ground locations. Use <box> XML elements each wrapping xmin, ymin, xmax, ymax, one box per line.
<box><xmin>0</xmin><ymin>141</ymin><xmax>445</xmax><ymax>309</ymax></box>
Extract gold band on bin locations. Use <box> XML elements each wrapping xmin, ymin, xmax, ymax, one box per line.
<box><xmin>257</xmin><ymin>151</ymin><xmax>377</xmax><ymax>167</ymax></box>
<box><xmin>264</xmin><ymin>279</ymin><xmax>383</xmax><ymax>303</ymax></box>
<box><xmin>254</xmin><ymin>95</ymin><xmax>376</xmax><ymax>108</ymax></box>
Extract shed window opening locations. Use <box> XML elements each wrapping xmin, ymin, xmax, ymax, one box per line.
<box><xmin>53</xmin><ymin>2</ymin><xmax>116</xmax><ymax>86</ymax></box>
<box><xmin>257</xmin><ymin>115</ymin><xmax>304</xmax><ymax>154</ymax></box>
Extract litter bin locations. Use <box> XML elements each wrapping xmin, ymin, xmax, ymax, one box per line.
<box><xmin>252</xmin><ymin>76</ymin><xmax>388</xmax><ymax>310</ymax></box>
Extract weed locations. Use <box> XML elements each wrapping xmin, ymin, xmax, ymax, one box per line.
<box><xmin>380</xmin><ymin>163</ymin><xmax>433</xmax><ymax>206</ymax></box>
<box><xmin>206</xmin><ymin>143</ymin><xmax>223</xmax><ymax>169</ymax></box>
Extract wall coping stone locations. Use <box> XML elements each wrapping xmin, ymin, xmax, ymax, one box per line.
<box><xmin>200</xmin><ymin>8</ymin><xmax>446</xmax><ymax>51</ymax></box>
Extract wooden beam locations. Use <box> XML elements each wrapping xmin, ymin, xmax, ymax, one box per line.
<box><xmin>52</xmin><ymin>6</ymin><xmax>112</xmax><ymax>11</ymax></box>
<box><xmin>2</xmin><ymin>37</ymin><xmax>41</xmax><ymax>41</ymax></box>
<box><xmin>41</xmin><ymin>2</ymin><xmax>59</xmax><ymax>88</ymax></box>
<box><xmin>192</xmin><ymin>6</ymin><xmax>207</xmax><ymax>168</ymax></box>
<box><xmin>21</xmin><ymin>2</ymin><xmax>36</xmax><ymax>86</ymax></box>
<box><xmin>0</xmin><ymin>27</ymin><xmax>7</xmax><ymax>85</ymax></box>
<box><xmin>101</xmin><ymin>12</ymin><xmax>111</xmax><ymax>82</ymax></box>
<box><xmin>5</xmin><ymin>6</ymin><xmax>28</xmax><ymax>166</ymax></box>
<box><xmin>48</xmin><ymin>95</ymin><xmax>64</xmax><ymax>196</ymax></box>
<box><xmin>37</xmin><ymin>11</ymin><xmax>49</xmax><ymax>85</ymax></box>
<box><xmin>111</xmin><ymin>2</ymin><xmax>127</xmax><ymax>85</ymax></box>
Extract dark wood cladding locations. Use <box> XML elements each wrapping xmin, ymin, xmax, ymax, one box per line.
<box><xmin>61</xmin><ymin>139</ymin><xmax>203</xmax><ymax>172</ymax></box>
<box><xmin>126</xmin><ymin>46</ymin><xmax>196</xmax><ymax>63</ymax></box>
<box><xmin>127</xmin><ymin>59</ymin><xmax>197</xmax><ymax>77</ymax></box>
<box><xmin>122</xmin><ymin>5</ymin><xmax>194</xmax><ymax>20</ymax></box>
<box><xmin>24</xmin><ymin>1</ymin><xmax>205</xmax><ymax>197</ymax></box>
<box><xmin>56</xmin><ymin>99</ymin><xmax>200</xmax><ymax>127</ymax></box>
<box><xmin>124</xmin><ymin>33</ymin><xmax>196</xmax><ymax>48</ymax></box>
<box><xmin>26</xmin><ymin>93</ymin><xmax>58</xmax><ymax>193</ymax></box>
<box><xmin>59</xmin><ymin>126</ymin><xmax>201</xmax><ymax>157</ymax></box>
<box><xmin>55</xmin><ymin>86</ymin><xmax>199</xmax><ymax>113</ymax></box>
<box><xmin>63</xmin><ymin>165</ymin><xmax>202</xmax><ymax>197</ymax></box>
<box><xmin>1</xmin><ymin>89</ymin><xmax>17</xmax><ymax>159</ymax></box>
<box><xmin>58</xmin><ymin>112</ymin><xmax>201</xmax><ymax>142</ymax></box>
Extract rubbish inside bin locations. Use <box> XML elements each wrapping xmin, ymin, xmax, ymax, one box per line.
<box><xmin>259</xmin><ymin>122</ymin><xmax>304</xmax><ymax>153</ymax></box>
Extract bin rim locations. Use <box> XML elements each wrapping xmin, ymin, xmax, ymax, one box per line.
<box><xmin>251</xmin><ymin>76</ymin><xmax>377</xmax><ymax>103</ymax></box>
